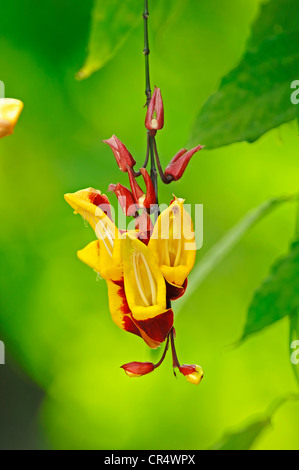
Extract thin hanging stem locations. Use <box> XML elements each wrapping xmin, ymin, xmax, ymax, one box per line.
<box><xmin>134</xmin><ymin>132</ymin><xmax>150</xmax><ymax>177</ymax></box>
<box><xmin>143</xmin><ymin>0</ymin><xmax>159</xmax><ymax>219</ymax></box>
<box><xmin>170</xmin><ymin>328</ymin><xmax>180</xmax><ymax>370</ymax></box>
<box><xmin>154</xmin><ymin>334</ymin><xmax>170</xmax><ymax>369</ymax></box>
<box><xmin>143</xmin><ymin>0</ymin><xmax>151</xmax><ymax>106</ymax></box>
<box><xmin>153</xmin><ymin>138</ymin><xmax>172</xmax><ymax>184</ymax></box>
<box><xmin>149</xmin><ymin>134</ymin><xmax>158</xmax><ymax>201</ymax></box>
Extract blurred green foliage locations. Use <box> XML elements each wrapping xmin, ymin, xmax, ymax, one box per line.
<box><xmin>242</xmin><ymin>240</ymin><xmax>299</xmax><ymax>341</ymax></box>
<box><xmin>190</xmin><ymin>0</ymin><xmax>299</xmax><ymax>148</ymax></box>
<box><xmin>210</xmin><ymin>395</ymin><xmax>299</xmax><ymax>450</ymax></box>
<box><xmin>0</xmin><ymin>0</ymin><xmax>298</xmax><ymax>450</ymax></box>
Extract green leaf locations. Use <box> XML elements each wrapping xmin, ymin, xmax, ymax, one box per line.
<box><xmin>77</xmin><ymin>0</ymin><xmax>141</xmax><ymax>80</ymax></box>
<box><xmin>77</xmin><ymin>0</ymin><xmax>189</xmax><ymax>80</ymax></box>
<box><xmin>189</xmin><ymin>0</ymin><xmax>299</xmax><ymax>149</ymax></box>
<box><xmin>290</xmin><ymin>310</ymin><xmax>299</xmax><ymax>385</ymax></box>
<box><xmin>209</xmin><ymin>395</ymin><xmax>299</xmax><ymax>450</ymax></box>
<box><xmin>242</xmin><ymin>240</ymin><xmax>299</xmax><ymax>341</ymax></box>
<box><xmin>176</xmin><ymin>195</ymin><xmax>296</xmax><ymax>316</ymax></box>
<box><xmin>210</xmin><ymin>418</ymin><xmax>271</xmax><ymax>450</ymax></box>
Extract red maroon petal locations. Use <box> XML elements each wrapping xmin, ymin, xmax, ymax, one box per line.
<box><xmin>121</xmin><ymin>361</ymin><xmax>154</xmax><ymax>376</ymax></box>
<box><xmin>166</xmin><ymin>278</ymin><xmax>188</xmax><ymax>301</ymax></box>
<box><xmin>134</xmin><ymin>309</ymin><xmax>174</xmax><ymax>343</ymax></box>
<box><xmin>179</xmin><ymin>365</ymin><xmax>197</xmax><ymax>376</ymax></box>
<box><xmin>112</xmin><ymin>279</ymin><xmax>141</xmax><ymax>337</ymax></box>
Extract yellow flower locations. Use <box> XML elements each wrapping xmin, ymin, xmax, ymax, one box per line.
<box><xmin>148</xmin><ymin>197</ymin><xmax>196</xmax><ymax>287</ymax></box>
<box><xmin>65</xmin><ymin>189</ymin><xmax>174</xmax><ymax>349</ymax></box>
<box><xmin>0</xmin><ymin>98</ymin><xmax>23</xmax><ymax>138</ymax></box>
<box><xmin>179</xmin><ymin>364</ymin><xmax>204</xmax><ymax>385</ymax></box>
<box><xmin>65</xmin><ymin>185</ymin><xmax>202</xmax><ymax>382</ymax></box>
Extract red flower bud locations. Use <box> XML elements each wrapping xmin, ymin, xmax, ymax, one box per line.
<box><xmin>108</xmin><ymin>183</ymin><xmax>137</xmax><ymax>217</ymax></box>
<box><xmin>145</xmin><ymin>87</ymin><xmax>164</xmax><ymax>131</ymax></box>
<box><xmin>165</xmin><ymin>145</ymin><xmax>204</xmax><ymax>181</ymax></box>
<box><xmin>140</xmin><ymin>168</ymin><xmax>156</xmax><ymax>209</ymax></box>
<box><xmin>127</xmin><ymin>167</ymin><xmax>156</xmax><ymax>210</ymax></box>
<box><xmin>127</xmin><ymin>165</ymin><xmax>144</xmax><ymax>202</ymax></box>
<box><xmin>88</xmin><ymin>192</ymin><xmax>112</xmax><ymax>220</ymax></box>
<box><xmin>179</xmin><ymin>364</ymin><xmax>204</xmax><ymax>385</ymax></box>
<box><xmin>135</xmin><ymin>211</ymin><xmax>154</xmax><ymax>245</ymax></box>
<box><xmin>121</xmin><ymin>361</ymin><xmax>155</xmax><ymax>377</ymax></box>
<box><xmin>103</xmin><ymin>135</ymin><xmax>136</xmax><ymax>172</ymax></box>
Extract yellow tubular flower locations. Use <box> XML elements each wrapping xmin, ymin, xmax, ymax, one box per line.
<box><xmin>64</xmin><ymin>188</ymin><xmax>114</xmax><ymax>231</ymax></box>
<box><xmin>148</xmin><ymin>197</ymin><xmax>196</xmax><ymax>287</ymax></box>
<box><xmin>77</xmin><ymin>238</ymin><xmax>122</xmax><ymax>282</ymax></box>
<box><xmin>122</xmin><ymin>233</ymin><xmax>167</xmax><ymax>320</ymax></box>
<box><xmin>0</xmin><ymin>98</ymin><xmax>23</xmax><ymax>138</ymax></box>
<box><xmin>121</xmin><ymin>233</ymin><xmax>173</xmax><ymax>347</ymax></box>
<box><xmin>78</xmin><ymin>241</ymin><xmax>162</xmax><ymax>348</ymax></box>
<box><xmin>106</xmin><ymin>280</ymin><xmax>161</xmax><ymax>349</ymax></box>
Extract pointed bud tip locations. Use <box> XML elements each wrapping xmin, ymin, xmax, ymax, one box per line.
<box><xmin>179</xmin><ymin>364</ymin><xmax>204</xmax><ymax>385</ymax></box>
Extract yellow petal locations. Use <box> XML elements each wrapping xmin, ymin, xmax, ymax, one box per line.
<box><xmin>77</xmin><ymin>239</ymin><xmax>122</xmax><ymax>281</ymax></box>
<box><xmin>148</xmin><ymin>197</ymin><xmax>196</xmax><ymax>286</ymax></box>
<box><xmin>185</xmin><ymin>365</ymin><xmax>204</xmax><ymax>385</ymax></box>
<box><xmin>64</xmin><ymin>189</ymin><xmax>120</xmax><ymax>259</ymax></box>
<box><xmin>0</xmin><ymin>98</ymin><xmax>23</xmax><ymax>138</ymax></box>
<box><xmin>107</xmin><ymin>279</ymin><xmax>162</xmax><ymax>349</ymax></box>
<box><xmin>121</xmin><ymin>233</ymin><xmax>166</xmax><ymax>321</ymax></box>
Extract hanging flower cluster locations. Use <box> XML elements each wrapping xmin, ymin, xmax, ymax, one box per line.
<box><xmin>65</xmin><ymin>88</ymin><xmax>204</xmax><ymax>384</ymax></box>
<box><xmin>0</xmin><ymin>98</ymin><xmax>23</xmax><ymax>139</ymax></box>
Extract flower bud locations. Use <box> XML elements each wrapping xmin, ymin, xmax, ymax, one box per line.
<box><xmin>108</xmin><ymin>183</ymin><xmax>137</xmax><ymax>217</ymax></box>
<box><xmin>103</xmin><ymin>135</ymin><xmax>136</xmax><ymax>172</ymax></box>
<box><xmin>121</xmin><ymin>361</ymin><xmax>155</xmax><ymax>377</ymax></box>
<box><xmin>179</xmin><ymin>364</ymin><xmax>204</xmax><ymax>385</ymax></box>
<box><xmin>127</xmin><ymin>166</ymin><xmax>156</xmax><ymax>210</ymax></box>
<box><xmin>145</xmin><ymin>87</ymin><xmax>164</xmax><ymax>131</ymax></box>
<box><xmin>165</xmin><ymin>145</ymin><xmax>204</xmax><ymax>181</ymax></box>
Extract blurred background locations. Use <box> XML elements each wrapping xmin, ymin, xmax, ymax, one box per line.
<box><xmin>0</xmin><ymin>0</ymin><xmax>298</xmax><ymax>450</ymax></box>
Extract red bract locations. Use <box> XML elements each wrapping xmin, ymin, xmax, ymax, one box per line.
<box><xmin>121</xmin><ymin>361</ymin><xmax>155</xmax><ymax>377</ymax></box>
<box><xmin>110</xmin><ymin>166</ymin><xmax>156</xmax><ymax>216</ymax></box>
<box><xmin>103</xmin><ymin>135</ymin><xmax>136</xmax><ymax>172</ymax></box>
<box><xmin>145</xmin><ymin>87</ymin><xmax>164</xmax><ymax>132</ymax></box>
<box><xmin>108</xmin><ymin>183</ymin><xmax>137</xmax><ymax>217</ymax></box>
<box><xmin>140</xmin><ymin>168</ymin><xmax>156</xmax><ymax>208</ymax></box>
<box><xmin>135</xmin><ymin>211</ymin><xmax>153</xmax><ymax>245</ymax></box>
<box><xmin>165</xmin><ymin>145</ymin><xmax>204</xmax><ymax>181</ymax></box>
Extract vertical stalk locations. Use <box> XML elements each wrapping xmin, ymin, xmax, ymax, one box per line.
<box><xmin>143</xmin><ymin>0</ymin><xmax>159</xmax><ymax>219</ymax></box>
<box><xmin>170</xmin><ymin>328</ymin><xmax>180</xmax><ymax>370</ymax></box>
<box><xmin>143</xmin><ymin>0</ymin><xmax>151</xmax><ymax>106</ymax></box>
